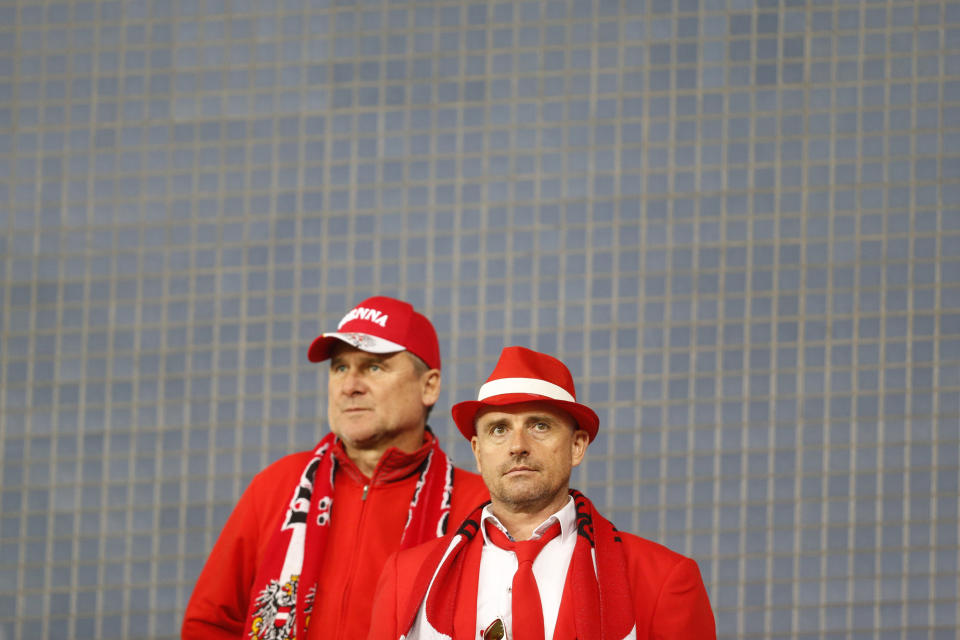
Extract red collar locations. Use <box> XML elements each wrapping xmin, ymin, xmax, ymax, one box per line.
<box><xmin>331</xmin><ymin>429</ymin><xmax>438</xmax><ymax>485</ymax></box>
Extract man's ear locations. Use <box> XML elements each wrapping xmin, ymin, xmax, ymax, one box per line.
<box><xmin>420</xmin><ymin>369</ymin><xmax>441</xmax><ymax>406</ymax></box>
<box><xmin>570</xmin><ymin>429</ymin><xmax>589</xmax><ymax>467</ymax></box>
<box><xmin>471</xmin><ymin>435</ymin><xmax>482</xmax><ymax>474</ymax></box>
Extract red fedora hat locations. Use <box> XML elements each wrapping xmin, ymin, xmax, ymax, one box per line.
<box><xmin>452</xmin><ymin>346</ymin><xmax>599</xmax><ymax>441</ymax></box>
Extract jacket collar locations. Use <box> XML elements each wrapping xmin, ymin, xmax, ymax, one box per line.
<box><xmin>331</xmin><ymin>427</ymin><xmax>438</xmax><ymax>485</ymax></box>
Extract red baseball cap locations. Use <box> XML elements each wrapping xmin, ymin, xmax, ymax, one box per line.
<box><xmin>307</xmin><ymin>296</ymin><xmax>441</xmax><ymax>370</ymax></box>
<box><xmin>452</xmin><ymin>346</ymin><xmax>599</xmax><ymax>441</ymax></box>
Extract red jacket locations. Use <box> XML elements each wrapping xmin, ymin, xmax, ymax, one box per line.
<box><xmin>369</xmin><ymin>514</ymin><xmax>716</xmax><ymax>640</ymax></box>
<box><xmin>182</xmin><ymin>435</ymin><xmax>489</xmax><ymax>640</ymax></box>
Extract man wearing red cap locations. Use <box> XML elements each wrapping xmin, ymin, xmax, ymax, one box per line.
<box><xmin>182</xmin><ymin>296</ymin><xmax>489</xmax><ymax>640</ymax></box>
<box><xmin>368</xmin><ymin>346</ymin><xmax>716</xmax><ymax>640</ymax></box>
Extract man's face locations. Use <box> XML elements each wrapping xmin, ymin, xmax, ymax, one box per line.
<box><xmin>327</xmin><ymin>343</ymin><xmax>440</xmax><ymax>453</ymax></box>
<box><xmin>471</xmin><ymin>401</ymin><xmax>588</xmax><ymax>515</ymax></box>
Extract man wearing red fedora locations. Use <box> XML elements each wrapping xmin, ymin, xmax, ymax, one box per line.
<box><xmin>368</xmin><ymin>346</ymin><xmax>715</xmax><ymax>640</ymax></box>
<box><xmin>183</xmin><ymin>296</ymin><xmax>488</xmax><ymax>640</ymax></box>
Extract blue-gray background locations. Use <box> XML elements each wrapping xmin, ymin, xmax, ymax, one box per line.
<box><xmin>2</xmin><ymin>0</ymin><xmax>959</xmax><ymax>638</ymax></box>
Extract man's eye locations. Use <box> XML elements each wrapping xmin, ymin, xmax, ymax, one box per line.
<box><xmin>332</xmin><ymin>364</ymin><xmax>347</xmax><ymax>373</ymax></box>
<box><xmin>491</xmin><ymin>424</ymin><xmax>507</xmax><ymax>435</ymax></box>
<box><xmin>369</xmin><ymin>364</ymin><xmax>381</xmax><ymax>372</ymax></box>
<box><xmin>533</xmin><ymin>422</ymin><xmax>550</xmax><ymax>431</ymax></box>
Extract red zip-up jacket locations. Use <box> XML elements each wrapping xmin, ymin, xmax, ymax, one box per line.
<box><xmin>182</xmin><ymin>433</ymin><xmax>489</xmax><ymax>640</ymax></box>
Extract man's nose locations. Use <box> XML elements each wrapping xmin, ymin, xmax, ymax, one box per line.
<box><xmin>507</xmin><ymin>425</ymin><xmax>530</xmax><ymax>455</ymax></box>
<box><xmin>339</xmin><ymin>369</ymin><xmax>367</xmax><ymax>395</ymax></box>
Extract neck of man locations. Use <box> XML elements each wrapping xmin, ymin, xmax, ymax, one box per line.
<box><xmin>341</xmin><ymin>427</ymin><xmax>427</xmax><ymax>478</ymax></box>
<box><xmin>489</xmin><ymin>488</ymin><xmax>570</xmax><ymax>541</ymax></box>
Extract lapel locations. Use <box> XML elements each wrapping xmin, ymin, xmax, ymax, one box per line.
<box><xmin>454</xmin><ymin>532</ymin><xmax>483</xmax><ymax>639</ymax></box>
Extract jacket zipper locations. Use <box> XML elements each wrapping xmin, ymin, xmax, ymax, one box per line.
<box><xmin>335</xmin><ymin>480</ymin><xmax>373</xmax><ymax>640</ymax></box>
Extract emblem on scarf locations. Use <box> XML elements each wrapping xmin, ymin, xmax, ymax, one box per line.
<box><xmin>250</xmin><ymin>577</ymin><xmax>316</xmax><ymax>639</ymax></box>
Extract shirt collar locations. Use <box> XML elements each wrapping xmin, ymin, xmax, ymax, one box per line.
<box><xmin>480</xmin><ymin>494</ymin><xmax>576</xmax><ymax>545</ymax></box>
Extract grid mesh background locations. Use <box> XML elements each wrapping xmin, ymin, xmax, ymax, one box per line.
<box><xmin>2</xmin><ymin>0</ymin><xmax>959</xmax><ymax>638</ymax></box>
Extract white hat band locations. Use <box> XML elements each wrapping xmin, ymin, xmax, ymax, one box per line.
<box><xmin>477</xmin><ymin>377</ymin><xmax>575</xmax><ymax>403</ymax></box>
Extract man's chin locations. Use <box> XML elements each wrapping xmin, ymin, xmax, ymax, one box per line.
<box><xmin>494</xmin><ymin>482</ymin><xmax>552</xmax><ymax>510</ymax></box>
<box><xmin>331</xmin><ymin>423</ymin><xmax>382</xmax><ymax>448</ymax></box>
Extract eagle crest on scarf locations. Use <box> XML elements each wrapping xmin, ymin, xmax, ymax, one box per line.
<box><xmin>249</xmin><ymin>577</ymin><xmax>315</xmax><ymax>640</ymax></box>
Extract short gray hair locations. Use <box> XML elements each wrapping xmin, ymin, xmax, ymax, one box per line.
<box><xmin>405</xmin><ymin>351</ymin><xmax>437</xmax><ymax>421</ymax></box>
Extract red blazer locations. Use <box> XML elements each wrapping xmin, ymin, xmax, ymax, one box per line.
<box><xmin>369</xmin><ymin>525</ymin><xmax>716</xmax><ymax>640</ymax></box>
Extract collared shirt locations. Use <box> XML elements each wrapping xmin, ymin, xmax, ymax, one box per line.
<box><xmin>476</xmin><ymin>497</ymin><xmax>577</xmax><ymax>640</ymax></box>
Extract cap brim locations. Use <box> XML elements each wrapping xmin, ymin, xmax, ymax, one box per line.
<box><xmin>452</xmin><ymin>393</ymin><xmax>599</xmax><ymax>442</ymax></box>
<box><xmin>307</xmin><ymin>332</ymin><xmax>406</xmax><ymax>362</ymax></box>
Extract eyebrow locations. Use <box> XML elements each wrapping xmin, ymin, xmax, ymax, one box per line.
<box><xmin>330</xmin><ymin>354</ymin><xmax>388</xmax><ymax>367</ymax></box>
<box><xmin>480</xmin><ymin>414</ymin><xmax>555</xmax><ymax>427</ymax></box>
<box><xmin>479</xmin><ymin>417</ymin><xmax>509</xmax><ymax>432</ymax></box>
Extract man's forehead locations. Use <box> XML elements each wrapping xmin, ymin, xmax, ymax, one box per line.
<box><xmin>475</xmin><ymin>401</ymin><xmax>575</xmax><ymax>425</ymax></box>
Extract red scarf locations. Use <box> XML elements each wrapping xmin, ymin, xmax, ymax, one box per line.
<box><xmin>245</xmin><ymin>432</ymin><xmax>455</xmax><ymax>640</ymax></box>
<box><xmin>398</xmin><ymin>490</ymin><xmax>637</xmax><ymax>640</ymax></box>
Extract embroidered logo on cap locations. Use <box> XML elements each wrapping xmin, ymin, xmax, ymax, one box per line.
<box><xmin>338</xmin><ymin>306</ymin><xmax>389</xmax><ymax>328</ymax></box>
<box><xmin>335</xmin><ymin>333</ymin><xmax>382</xmax><ymax>350</ymax></box>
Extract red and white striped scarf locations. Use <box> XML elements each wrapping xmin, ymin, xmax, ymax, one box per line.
<box><xmin>245</xmin><ymin>431</ymin><xmax>454</xmax><ymax>640</ymax></box>
<box><xmin>398</xmin><ymin>490</ymin><xmax>637</xmax><ymax>640</ymax></box>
